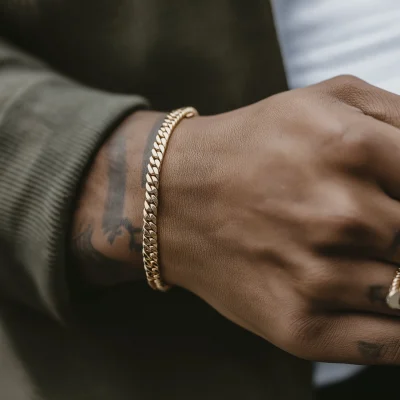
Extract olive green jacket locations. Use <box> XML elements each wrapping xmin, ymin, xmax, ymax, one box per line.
<box><xmin>0</xmin><ymin>1</ymin><xmax>311</xmax><ymax>399</ymax></box>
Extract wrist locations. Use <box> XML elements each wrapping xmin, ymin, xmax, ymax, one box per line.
<box><xmin>71</xmin><ymin>110</ymin><xmax>165</xmax><ymax>286</ymax></box>
<box><xmin>158</xmin><ymin>112</ymin><xmax>225</xmax><ymax>290</ymax></box>
<box><xmin>158</xmin><ymin>105</ymin><xmax>256</xmax><ymax>293</ymax></box>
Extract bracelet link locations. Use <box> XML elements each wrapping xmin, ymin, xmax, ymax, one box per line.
<box><xmin>142</xmin><ymin>107</ymin><xmax>198</xmax><ymax>291</ymax></box>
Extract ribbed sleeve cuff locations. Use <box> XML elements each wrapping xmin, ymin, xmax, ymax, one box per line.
<box><xmin>0</xmin><ymin>76</ymin><xmax>148</xmax><ymax>321</ymax></box>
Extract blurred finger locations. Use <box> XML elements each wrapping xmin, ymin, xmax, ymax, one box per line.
<box><xmin>292</xmin><ymin>312</ymin><xmax>400</xmax><ymax>365</ymax></box>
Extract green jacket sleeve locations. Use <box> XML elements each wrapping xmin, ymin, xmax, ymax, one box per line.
<box><xmin>0</xmin><ymin>37</ymin><xmax>148</xmax><ymax>321</ymax></box>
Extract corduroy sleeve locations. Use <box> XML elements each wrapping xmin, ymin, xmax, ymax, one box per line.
<box><xmin>0</xmin><ymin>37</ymin><xmax>149</xmax><ymax>321</ymax></box>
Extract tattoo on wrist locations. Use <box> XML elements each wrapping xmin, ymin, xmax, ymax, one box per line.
<box><xmin>72</xmin><ymin>115</ymin><xmax>172</xmax><ymax>280</ymax></box>
<box><xmin>73</xmin><ymin>223</ymin><xmax>144</xmax><ymax>283</ymax></box>
<box><xmin>74</xmin><ymin>223</ymin><xmax>129</xmax><ymax>268</ymax></box>
<box><xmin>103</xmin><ymin>132</ymin><xmax>142</xmax><ymax>252</ymax></box>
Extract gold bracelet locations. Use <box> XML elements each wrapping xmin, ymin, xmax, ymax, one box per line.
<box><xmin>142</xmin><ymin>107</ymin><xmax>198</xmax><ymax>291</ymax></box>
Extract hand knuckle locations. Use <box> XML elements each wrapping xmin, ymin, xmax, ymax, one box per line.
<box><xmin>331</xmin><ymin>210</ymin><xmax>366</xmax><ymax>235</ymax></box>
<box><xmin>329</xmin><ymin>76</ymin><xmax>400</xmax><ymax>124</ymax></box>
<box><xmin>340</xmin><ymin>125</ymin><xmax>373</xmax><ymax>163</ymax></box>
<box><xmin>324</xmin><ymin>123</ymin><xmax>375</xmax><ymax>172</ymax></box>
<box><xmin>334</xmin><ymin>214</ymin><xmax>373</xmax><ymax>247</ymax></box>
<box><xmin>329</xmin><ymin>74</ymin><xmax>366</xmax><ymax>90</ymax></box>
<box><xmin>309</xmin><ymin>196</ymin><xmax>367</xmax><ymax>248</ymax></box>
<box><xmin>323</xmin><ymin>75</ymin><xmax>372</xmax><ymax>108</ymax></box>
<box><xmin>306</xmin><ymin>272</ymin><xmax>338</xmax><ymax>301</ymax></box>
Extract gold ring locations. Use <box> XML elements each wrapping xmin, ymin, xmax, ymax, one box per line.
<box><xmin>386</xmin><ymin>268</ymin><xmax>400</xmax><ymax>310</ymax></box>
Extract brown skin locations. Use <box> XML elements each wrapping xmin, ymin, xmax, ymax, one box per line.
<box><xmin>73</xmin><ymin>75</ymin><xmax>400</xmax><ymax>366</ymax></box>
<box><xmin>72</xmin><ymin>110</ymin><xmax>165</xmax><ymax>285</ymax></box>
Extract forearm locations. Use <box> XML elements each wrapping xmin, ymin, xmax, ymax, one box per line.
<box><xmin>0</xmin><ymin>37</ymin><xmax>148</xmax><ymax>318</ymax></box>
<box><xmin>71</xmin><ymin>110</ymin><xmax>166</xmax><ymax>286</ymax></box>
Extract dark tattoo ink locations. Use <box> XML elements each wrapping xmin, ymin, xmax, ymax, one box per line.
<box><xmin>73</xmin><ymin>223</ymin><xmax>144</xmax><ymax>282</ymax></box>
<box><xmin>103</xmin><ymin>133</ymin><xmax>142</xmax><ymax>252</ymax></box>
<box><xmin>75</xmin><ymin>224</ymin><xmax>127</xmax><ymax>268</ymax></box>
<box><xmin>111</xmin><ymin>218</ymin><xmax>142</xmax><ymax>253</ymax></box>
<box><xmin>357</xmin><ymin>341</ymin><xmax>384</xmax><ymax>361</ymax></box>
<box><xmin>367</xmin><ymin>285</ymin><xmax>388</xmax><ymax>304</ymax></box>
<box><xmin>141</xmin><ymin>115</ymin><xmax>167</xmax><ymax>187</ymax></box>
<box><xmin>103</xmin><ymin>134</ymin><xmax>127</xmax><ymax>241</ymax></box>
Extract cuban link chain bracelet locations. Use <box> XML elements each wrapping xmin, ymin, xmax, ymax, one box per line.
<box><xmin>142</xmin><ymin>107</ymin><xmax>198</xmax><ymax>291</ymax></box>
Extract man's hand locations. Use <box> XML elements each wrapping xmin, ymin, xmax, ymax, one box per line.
<box><xmin>157</xmin><ymin>75</ymin><xmax>400</xmax><ymax>365</ymax></box>
<box><xmin>72</xmin><ymin>75</ymin><xmax>400</xmax><ymax>365</ymax></box>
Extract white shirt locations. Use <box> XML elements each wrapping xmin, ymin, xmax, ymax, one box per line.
<box><xmin>271</xmin><ymin>0</ymin><xmax>400</xmax><ymax>388</ymax></box>
<box><xmin>272</xmin><ymin>0</ymin><xmax>400</xmax><ymax>91</ymax></box>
